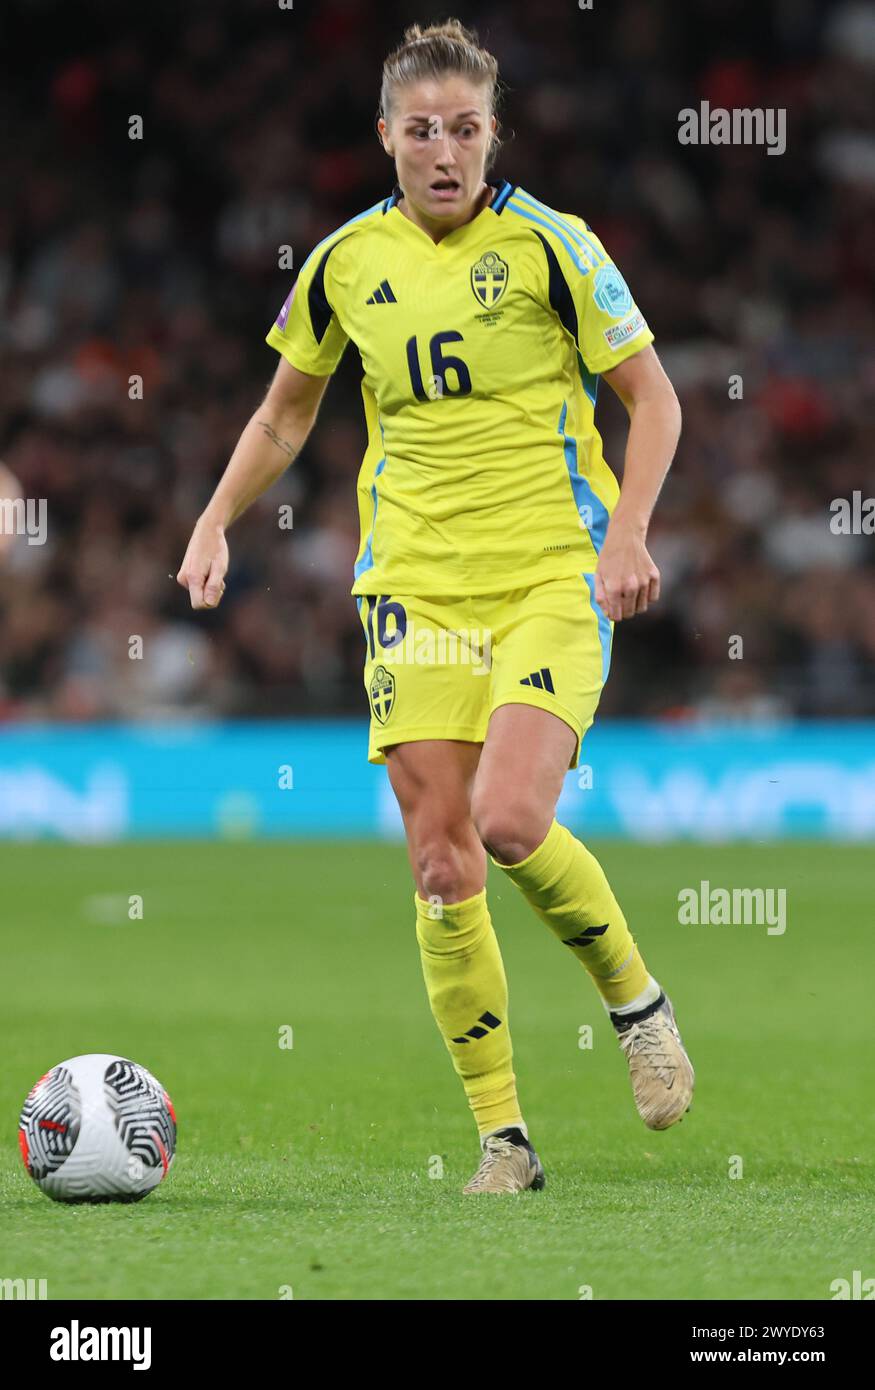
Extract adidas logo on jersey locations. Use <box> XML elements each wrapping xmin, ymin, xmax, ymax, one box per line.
<box><xmin>365</xmin><ymin>280</ymin><xmax>397</xmax><ymax>304</ymax></box>
<box><xmin>520</xmin><ymin>667</ymin><xmax>555</xmax><ymax>693</ymax></box>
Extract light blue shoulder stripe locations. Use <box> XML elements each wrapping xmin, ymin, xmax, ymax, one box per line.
<box><xmin>508</xmin><ymin>189</ymin><xmax>605</xmax><ymax>272</ymax></box>
<box><xmin>506</xmin><ymin>196</ymin><xmax>588</xmax><ymax>270</ymax></box>
<box><xmin>299</xmin><ymin>200</ymin><xmax>385</xmax><ymax>277</ymax></box>
<box><xmin>512</xmin><ymin>188</ymin><xmax>605</xmax><ymax>266</ymax></box>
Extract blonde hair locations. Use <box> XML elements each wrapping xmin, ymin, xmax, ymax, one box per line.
<box><xmin>379</xmin><ymin>19</ymin><xmax>503</xmax><ymax>168</ymax></box>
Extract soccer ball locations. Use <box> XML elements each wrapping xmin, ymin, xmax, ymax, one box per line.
<box><xmin>18</xmin><ymin>1054</ymin><xmax>176</xmax><ymax>1203</ymax></box>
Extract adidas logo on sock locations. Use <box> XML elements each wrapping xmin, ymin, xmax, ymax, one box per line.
<box><xmin>520</xmin><ymin>667</ymin><xmax>554</xmax><ymax>693</ymax></box>
<box><xmin>366</xmin><ymin>280</ymin><xmax>397</xmax><ymax>304</ymax></box>
<box><xmin>563</xmin><ymin>924</ymin><xmax>609</xmax><ymax>948</ymax></box>
<box><xmin>452</xmin><ymin>1011</ymin><xmax>502</xmax><ymax>1044</ymax></box>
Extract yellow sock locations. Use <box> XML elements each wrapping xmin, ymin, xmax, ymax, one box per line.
<box><xmin>415</xmin><ymin>888</ymin><xmax>523</xmax><ymax>1138</ymax></box>
<box><xmin>492</xmin><ymin>819</ymin><xmax>649</xmax><ymax>1008</ymax></box>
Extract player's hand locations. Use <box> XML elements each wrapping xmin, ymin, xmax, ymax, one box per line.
<box><xmin>176</xmin><ymin>515</ymin><xmax>230</xmax><ymax>609</ymax></box>
<box><xmin>594</xmin><ymin>518</ymin><xmax>660</xmax><ymax>621</ymax></box>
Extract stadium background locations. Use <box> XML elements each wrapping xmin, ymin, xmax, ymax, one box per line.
<box><xmin>2</xmin><ymin>0</ymin><xmax>874</xmax><ymax>840</ymax></box>
<box><xmin>1</xmin><ymin>0</ymin><xmax>874</xmax><ymax>1305</ymax></box>
<box><xmin>1</xmin><ymin>0</ymin><xmax>873</xmax><ymax>767</ymax></box>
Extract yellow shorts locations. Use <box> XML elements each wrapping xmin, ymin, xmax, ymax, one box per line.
<box><xmin>356</xmin><ymin>574</ymin><xmax>613</xmax><ymax>770</ymax></box>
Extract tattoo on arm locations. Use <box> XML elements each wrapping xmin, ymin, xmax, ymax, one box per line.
<box><xmin>259</xmin><ymin>420</ymin><xmax>298</xmax><ymax>462</ymax></box>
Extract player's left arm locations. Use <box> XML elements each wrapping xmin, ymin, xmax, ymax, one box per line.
<box><xmin>597</xmin><ymin>344</ymin><xmax>682</xmax><ymax>621</ymax></box>
<box><xmin>555</xmin><ymin>216</ymin><xmax>682</xmax><ymax>621</ymax></box>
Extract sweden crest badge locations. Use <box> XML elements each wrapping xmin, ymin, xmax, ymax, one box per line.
<box><xmin>369</xmin><ymin>664</ymin><xmax>395</xmax><ymax>724</ymax></box>
<box><xmin>470</xmin><ymin>251</ymin><xmax>508</xmax><ymax>308</ymax></box>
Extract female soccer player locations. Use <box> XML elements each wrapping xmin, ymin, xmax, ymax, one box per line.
<box><xmin>178</xmin><ymin>19</ymin><xmax>693</xmax><ymax>1194</ymax></box>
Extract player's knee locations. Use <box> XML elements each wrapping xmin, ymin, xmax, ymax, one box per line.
<box><xmin>416</xmin><ymin>843</ymin><xmax>471</xmax><ymax>902</ymax></box>
<box><xmin>471</xmin><ymin>802</ymin><xmax>542</xmax><ymax>867</ymax></box>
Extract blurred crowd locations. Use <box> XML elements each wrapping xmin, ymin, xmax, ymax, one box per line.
<box><xmin>1</xmin><ymin>0</ymin><xmax>874</xmax><ymax>723</ymax></box>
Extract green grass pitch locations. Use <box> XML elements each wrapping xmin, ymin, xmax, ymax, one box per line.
<box><xmin>1</xmin><ymin>839</ymin><xmax>871</xmax><ymax>1301</ymax></box>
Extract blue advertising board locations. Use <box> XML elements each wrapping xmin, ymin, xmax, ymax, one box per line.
<box><xmin>1</xmin><ymin>721</ymin><xmax>874</xmax><ymax>841</ymax></box>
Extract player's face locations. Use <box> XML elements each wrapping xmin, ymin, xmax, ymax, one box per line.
<box><xmin>380</xmin><ymin>76</ymin><xmax>495</xmax><ymax>225</ymax></box>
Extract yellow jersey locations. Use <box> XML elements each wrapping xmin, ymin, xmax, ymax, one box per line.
<box><xmin>266</xmin><ymin>178</ymin><xmax>654</xmax><ymax>597</ymax></box>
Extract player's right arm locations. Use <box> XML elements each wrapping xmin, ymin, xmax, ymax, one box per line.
<box><xmin>179</xmin><ymin>224</ymin><xmax>354</xmax><ymax>609</ymax></box>
<box><xmin>176</xmin><ymin>356</ymin><xmax>329</xmax><ymax>610</ymax></box>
